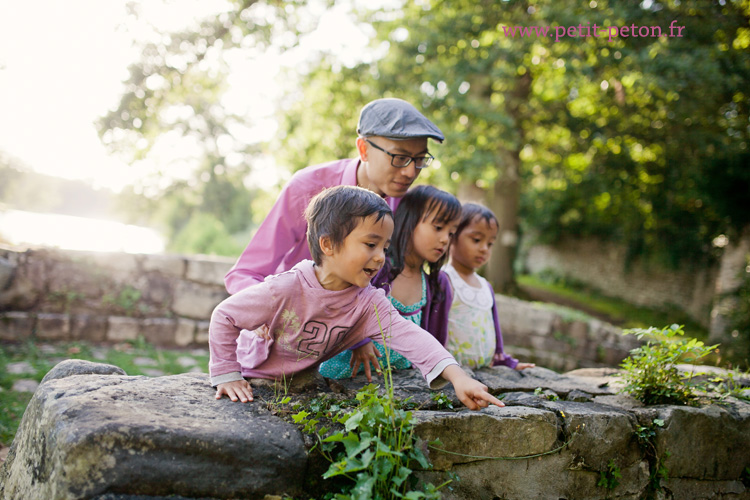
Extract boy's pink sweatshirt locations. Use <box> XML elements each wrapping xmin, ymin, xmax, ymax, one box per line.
<box><xmin>209</xmin><ymin>260</ymin><xmax>457</xmax><ymax>388</ymax></box>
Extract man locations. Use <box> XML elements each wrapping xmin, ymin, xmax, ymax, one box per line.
<box><xmin>224</xmin><ymin>98</ymin><xmax>445</xmax><ymax>294</ymax></box>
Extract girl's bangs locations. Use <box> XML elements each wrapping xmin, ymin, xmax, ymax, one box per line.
<box><xmin>423</xmin><ymin>196</ymin><xmax>461</xmax><ymax>225</ymax></box>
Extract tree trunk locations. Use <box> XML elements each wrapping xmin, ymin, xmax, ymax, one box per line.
<box><xmin>483</xmin><ymin>72</ymin><xmax>530</xmax><ymax>295</ymax></box>
<box><xmin>485</xmin><ymin>148</ymin><xmax>521</xmax><ymax>294</ymax></box>
<box><xmin>709</xmin><ymin>225</ymin><xmax>750</xmax><ymax>353</ymax></box>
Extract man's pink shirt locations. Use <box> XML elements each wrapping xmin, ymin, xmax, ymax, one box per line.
<box><xmin>224</xmin><ymin>158</ymin><xmax>401</xmax><ymax>294</ymax></box>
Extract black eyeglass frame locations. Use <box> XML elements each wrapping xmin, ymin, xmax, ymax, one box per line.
<box><xmin>363</xmin><ymin>138</ymin><xmax>435</xmax><ymax>169</ymax></box>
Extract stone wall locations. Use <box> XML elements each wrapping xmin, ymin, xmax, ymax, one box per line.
<box><xmin>523</xmin><ymin>237</ymin><xmax>719</xmax><ymax>328</ymax></box>
<box><xmin>0</xmin><ymin>245</ymin><xmax>231</xmax><ymax>348</ymax></box>
<box><xmin>1</xmin><ymin>360</ymin><xmax>748</xmax><ymax>500</ymax></box>
<box><xmin>0</xmin><ymin>244</ymin><xmax>639</xmax><ymax>371</ymax></box>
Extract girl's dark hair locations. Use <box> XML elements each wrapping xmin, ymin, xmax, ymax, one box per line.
<box><xmin>305</xmin><ymin>185</ymin><xmax>393</xmax><ymax>265</ymax></box>
<box><xmin>388</xmin><ymin>184</ymin><xmax>461</xmax><ymax>304</ymax></box>
<box><xmin>455</xmin><ymin>203</ymin><xmax>499</xmax><ymax>238</ymax></box>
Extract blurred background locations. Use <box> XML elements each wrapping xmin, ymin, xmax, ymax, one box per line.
<box><xmin>1</xmin><ymin>0</ymin><xmax>748</xmax><ymax>360</ymax></box>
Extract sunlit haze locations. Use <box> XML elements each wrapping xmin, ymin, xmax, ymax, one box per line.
<box><xmin>0</xmin><ymin>0</ymin><xmax>374</xmax><ymax>253</ymax></box>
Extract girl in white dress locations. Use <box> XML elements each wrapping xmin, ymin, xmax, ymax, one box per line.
<box><xmin>444</xmin><ymin>203</ymin><xmax>534</xmax><ymax>370</ymax></box>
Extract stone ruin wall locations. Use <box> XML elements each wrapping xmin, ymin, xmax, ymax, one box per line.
<box><xmin>0</xmin><ymin>244</ymin><xmax>638</xmax><ymax>371</ymax></box>
<box><xmin>523</xmin><ymin>236</ymin><xmax>720</xmax><ymax>328</ymax></box>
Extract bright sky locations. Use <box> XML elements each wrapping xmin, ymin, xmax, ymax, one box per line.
<box><xmin>0</xmin><ymin>0</ymin><xmax>376</xmax><ymax>252</ymax></box>
<box><xmin>0</xmin><ymin>0</ymin><xmax>374</xmax><ymax>192</ymax></box>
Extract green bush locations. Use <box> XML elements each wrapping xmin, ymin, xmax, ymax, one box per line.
<box><xmin>619</xmin><ymin>325</ymin><xmax>718</xmax><ymax>405</ymax></box>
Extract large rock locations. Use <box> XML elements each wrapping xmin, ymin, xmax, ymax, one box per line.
<box><xmin>1</xmin><ymin>361</ymin><xmax>748</xmax><ymax>500</ymax></box>
<box><xmin>0</xmin><ymin>366</ymin><xmax>308</xmax><ymax>500</ymax></box>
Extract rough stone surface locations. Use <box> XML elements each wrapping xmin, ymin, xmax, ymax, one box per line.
<box><xmin>172</xmin><ymin>281</ymin><xmax>228</xmax><ymax>320</ymax></box>
<box><xmin>107</xmin><ymin>316</ymin><xmax>141</xmax><ymax>342</ymax></box>
<box><xmin>0</xmin><ymin>312</ymin><xmax>35</xmax><ymax>341</ymax></box>
<box><xmin>40</xmin><ymin>359</ymin><xmax>126</xmax><ymax>384</ymax></box>
<box><xmin>185</xmin><ymin>257</ymin><xmax>233</xmax><ymax>286</ymax></box>
<box><xmin>2</xmin><ymin>361</ymin><xmax>748</xmax><ymax>500</ymax></box>
<box><xmin>0</xmin><ymin>256</ymin><xmax>14</xmax><ymax>291</ymax></box>
<box><xmin>1</xmin><ymin>367</ymin><xmax>307</xmax><ymax>500</ymax></box>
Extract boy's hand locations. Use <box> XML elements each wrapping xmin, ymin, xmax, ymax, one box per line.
<box><xmin>442</xmin><ymin>364</ymin><xmax>505</xmax><ymax>411</ymax></box>
<box><xmin>256</xmin><ymin>324</ymin><xmax>272</xmax><ymax>341</ymax></box>
<box><xmin>350</xmin><ymin>342</ymin><xmax>382</xmax><ymax>382</ymax></box>
<box><xmin>216</xmin><ymin>379</ymin><xmax>254</xmax><ymax>403</ymax></box>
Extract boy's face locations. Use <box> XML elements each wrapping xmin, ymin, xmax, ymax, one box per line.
<box><xmin>320</xmin><ymin>214</ymin><xmax>394</xmax><ymax>290</ymax></box>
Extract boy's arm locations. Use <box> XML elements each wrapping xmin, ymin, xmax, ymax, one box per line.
<box><xmin>224</xmin><ymin>178</ymin><xmax>309</xmax><ymax>293</ymax></box>
<box><xmin>209</xmin><ymin>282</ymin><xmax>274</xmax><ymax>387</ymax></box>
<box><xmin>439</xmin><ymin>364</ymin><xmax>505</xmax><ymax>410</ymax></box>
<box><xmin>215</xmin><ymin>379</ymin><xmax>254</xmax><ymax>403</ymax></box>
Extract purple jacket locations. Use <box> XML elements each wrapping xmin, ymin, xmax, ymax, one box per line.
<box><xmin>224</xmin><ymin>158</ymin><xmax>401</xmax><ymax>294</ymax></box>
<box><xmin>488</xmin><ymin>281</ymin><xmax>518</xmax><ymax>369</ymax></box>
<box><xmin>366</xmin><ymin>259</ymin><xmax>453</xmax><ymax>344</ymax></box>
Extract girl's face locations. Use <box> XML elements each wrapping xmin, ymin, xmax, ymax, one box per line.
<box><xmin>451</xmin><ymin>216</ymin><xmax>498</xmax><ymax>271</ymax></box>
<box><xmin>409</xmin><ymin>207</ymin><xmax>458</xmax><ymax>266</ymax></box>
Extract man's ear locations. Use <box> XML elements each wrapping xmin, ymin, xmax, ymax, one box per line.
<box><xmin>319</xmin><ymin>235</ymin><xmax>335</xmax><ymax>257</ymax></box>
<box><xmin>356</xmin><ymin>137</ymin><xmax>368</xmax><ymax>162</ymax></box>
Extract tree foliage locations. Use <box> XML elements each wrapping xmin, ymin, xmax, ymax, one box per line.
<box><xmin>97</xmin><ymin>0</ymin><xmax>319</xmax><ymax>255</ymax></box>
<box><xmin>279</xmin><ymin>0</ymin><xmax>750</xmax><ymax>288</ymax></box>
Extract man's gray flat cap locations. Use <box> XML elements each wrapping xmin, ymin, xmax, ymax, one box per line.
<box><xmin>357</xmin><ymin>98</ymin><xmax>444</xmax><ymax>142</ymax></box>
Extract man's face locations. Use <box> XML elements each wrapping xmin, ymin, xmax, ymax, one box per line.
<box><xmin>357</xmin><ymin>136</ymin><xmax>430</xmax><ymax>198</ymax></box>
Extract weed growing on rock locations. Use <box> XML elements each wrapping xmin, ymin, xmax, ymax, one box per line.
<box><xmin>430</xmin><ymin>392</ymin><xmax>454</xmax><ymax>410</ymax></box>
<box><xmin>597</xmin><ymin>458</ymin><xmax>621</xmax><ymax>492</ymax></box>
<box><xmin>290</xmin><ymin>305</ymin><xmax>449</xmax><ymax>499</ymax></box>
<box><xmin>635</xmin><ymin>418</ymin><xmax>670</xmax><ymax>499</ymax></box>
<box><xmin>619</xmin><ymin>324</ymin><xmax>718</xmax><ymax>405</ymax></box>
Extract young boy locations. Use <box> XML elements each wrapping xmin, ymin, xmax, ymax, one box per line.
<box><xmin>209</xmin><ymin>186</ymin><xmax>504</xmax><ymax>411</ymax></box>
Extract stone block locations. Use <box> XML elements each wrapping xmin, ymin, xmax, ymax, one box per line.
<box><xmin>414</xmin><ymin>406</ymin><xmax>558</xmax><ymax>469</ymax></box>
<box><xmin>172</xmin><ymin>281</ymin><xmax>228</xmax><ymax>320</ymax></box>
<box><xmin>84</xmin><ymin>251</ymin><xmax>140</xmax><ymax>281</ymax></box>
<box><xmin>0</xmin><ymin>312</ymin><xmax>35</xmax><ymax>341</ymax></box>
<box><xmin>649</xmin><ymin>405</ymin><xmax>750</xmax><ymax>480</ymax></box>
<box><xmin>174</xmin><ymin>318</ymin><xmax>196</xmax><ymax>347</ymax></box>
<box><xmin>141</xmin><ymin>253</ymin><xmax>186</xmax><ymax>277</ymax></box>
<box><xmin>107</xmin><ymin>316</ymin><xmax>141</xmax><ymax>342</ymax></box>
<box><xmin>185</xmin><ymin>256</ymin><xmax>234</xmax><ymax>286</ymax></box>
<box><xmin>35</xmin><ymin>313</ymin><xmax>70</xmax><ymax>340</ymax></box>
<box><xmin>0</xmin><ymin>256</ymin><xmax>15</xmax><ymax>291</ymax></box>
<box><xmin>70</xmin><ymin>314</ymin><xmax>108</xmax><ymax>342</ymax></box>
<box><xmin>497</xmin><ymin>298</ymin><xmax>556</xmax><ymax>338</ymax></box>
<box><xmin>195</xmin><ymin>320</ymin><xmax>210</xmax><ymax>345</ymax></box>
<box><xmin>141</xmin><ymin>318</ymin><xmax>177</xmax><ymax>346</ymax></box>
<box><xmin>0</xmin><ymin>370</ymin><xmax>308</xmax><ymax>499</ymax></box>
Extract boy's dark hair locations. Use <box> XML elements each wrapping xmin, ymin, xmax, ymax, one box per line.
<box><xmin>455</xmin><ymin>203</ymin><xmax>499</xmax><ymax>238</ymax></box>
<box><xmin>388</xmin><ymin>184</ymin><xmax>461</xmax><ymax>304</ymax></box>
<box><xmin>305</xmin><ymin>185</ymin><xmax>393</xmax><ymax>265</ymax></box>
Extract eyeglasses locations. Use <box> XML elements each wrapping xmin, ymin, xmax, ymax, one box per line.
<box><xmin>364</xmin><ymin>138</ymin><xmax>435</xmax><ymax>169</ymax></box>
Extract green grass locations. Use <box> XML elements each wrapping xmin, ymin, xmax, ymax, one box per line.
<box><xmin>0</xmin><ymin>338</ymin><xmax>209</xmax><ymax>447</ymax></box>
<box><xmin>517</xmin><ymin>274</ymin><xmax>709</xmax><ymax>339</ymax></box>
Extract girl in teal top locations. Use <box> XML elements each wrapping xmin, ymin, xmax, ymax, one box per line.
<box><xmin>319</xmin><ymin>185</ymin><xmax>461</xmax><ymax>380</ymax></box>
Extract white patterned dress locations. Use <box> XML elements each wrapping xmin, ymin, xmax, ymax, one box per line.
<box><xmin>444</xmin><ymin>263</ymin><xmax>497</xmax><ymax>369</ymax></box>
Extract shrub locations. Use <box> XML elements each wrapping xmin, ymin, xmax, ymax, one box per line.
<box><xmin>619</xmin><ymin>324</ymin><xmax>718</xmax><ymax>405</ymax></box>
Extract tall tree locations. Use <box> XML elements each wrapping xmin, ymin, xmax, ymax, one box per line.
<box><xmin>97</xmin><ymin>0</ymin><xmax>320</xmax><ymax>254</ymax></box>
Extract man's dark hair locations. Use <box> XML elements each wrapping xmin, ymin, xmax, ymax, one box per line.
<box><xmin>388</xmin><ymin>184</ymin><xmax>462</xmax><ymax>304</ymax></box>
<box><xmin>305</xmin><ymin>185</ymin><xmax>393</xmax><ymax>265</ymax></box>
<box><xmin>455</xmin><ymin>203</ymin><xmax>498</xmax><ymax>238</ymax></box>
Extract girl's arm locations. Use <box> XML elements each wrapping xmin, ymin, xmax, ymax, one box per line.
<box><xmin>488</xmin><ymin>282</ymin><xmax>534</xmax><ymax>369</ymax></box>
